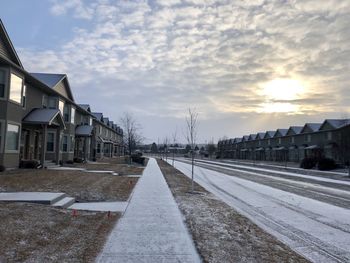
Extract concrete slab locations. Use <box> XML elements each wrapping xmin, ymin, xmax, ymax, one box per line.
<box><xmin>52</xmin><ymin>197</ymin><xmax>76</xmax><ymax>208</ymax></box>
<box><xmin>0</xmin><ymin>192</ymin><xmax>66</xmax><ymax>205</ymax></box>
<box><xmin>69</xmin><ymin>201</ymin><xmax>128</xmax><ymax>212</ymax></box>
<box><xmin>96</xmin><ymin>158</ymin><xmax>201</xmax><ymax>263</ymax></box>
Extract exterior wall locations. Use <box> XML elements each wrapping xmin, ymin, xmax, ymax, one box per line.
<box><xmin>54</xmin><ymin>81</ymin><xmax>69</xmax><ymax>99</ymax></box>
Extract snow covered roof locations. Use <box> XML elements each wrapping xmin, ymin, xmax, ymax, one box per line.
<box><xmin>22</xmin><ymin>108</ymin><xmax>65</xmax><ymax>128</ymax></box>
<box><xmin>75</xmin><ymin>125</ymin><xmax>93</xmax><ymax>136</ymax></box>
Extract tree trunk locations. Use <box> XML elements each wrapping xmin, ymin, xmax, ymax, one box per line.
<box><xmin>191</xmin><ymin>151</ymin><xmax>194</xmax><ymax>193</ymax></box>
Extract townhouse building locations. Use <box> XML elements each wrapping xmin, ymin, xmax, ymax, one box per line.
<box><xmin>218</xmin><ymin>119</ymin><xmax>350</xmax><ymax>165</ymax></box>
<box><xmin>0</xmin><ymin>20</ymin><xmax>124</xmax><ymax>169</ymax></box>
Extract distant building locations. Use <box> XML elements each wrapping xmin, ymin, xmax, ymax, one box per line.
<box><xmin>218</xmin><ymin>119</ymin><xmax>350</xmax><ymax>165</ymax></box>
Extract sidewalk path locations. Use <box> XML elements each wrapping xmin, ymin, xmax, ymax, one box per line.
<box><xmin>96</xmin><ymin>158</ymin><xmax>201</xmax><ymax>263</ymax></box>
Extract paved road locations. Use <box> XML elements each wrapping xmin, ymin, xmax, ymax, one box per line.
<box><xmin>181</xmin><ymin>158</ymin><xmax>350</xmax><ymax>209</ymax></box>
<box><xmin>173</xmin><ymin>159</ymin><xmax>350</xmax><ymax>263</ymax></box>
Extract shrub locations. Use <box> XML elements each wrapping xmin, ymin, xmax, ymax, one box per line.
<box><xmin>0</xmin><ymin>165</ymin><xmax>5</xmax><ymax>172</ymax></box>
<box><xmin>131</xmin><ymin>155</ymin><xmax>145</xmax><ymax>165</ymax></box>
<box><xmin>66</xmin><ymin>160</ymin><xmax>74</xmax><ymax>165</ymax></box>
<box><xmin>317</xmin><ymin>158</ymin><xmax>337</xmax><ymax>171</ymax></box>
<box><xmin>19</xmin><ymin>160</ymin><xmax>40</xmax><ymax>169</ymax></box>
<box><xmin>73</xmin><ymin>157</ymin><xmax>84</xmax><ymax>163</ymax></box>
<box><xmin>300</xmin><ymin>157</ymin><xmax>317</xmax><ymax>169</ymax></box>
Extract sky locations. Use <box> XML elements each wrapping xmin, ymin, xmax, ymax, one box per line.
<box><xmin>1</xmin><ymin>0</ymin><xmax>350</xmax><ymax>144</ymax></box>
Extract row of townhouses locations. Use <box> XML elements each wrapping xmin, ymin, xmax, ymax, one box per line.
<box><xmin>0</xmin><ymin>20</ymin><xmax>124</xmax><ymax>169</ymax></box>
<box><xmin>218</xmin><ymin>119</ymin><xmax>350</xmax><ymax>164</ymax></box>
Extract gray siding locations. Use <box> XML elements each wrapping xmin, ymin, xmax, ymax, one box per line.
<box><xmin>0</xmin><ymin>36</ymin><xmax>12</xmax><ymax>62</ymax></box>
<box><xmin>54</xmin><ymin>81</ymin><xmax>69</xmax><ymax>99</ymax></box>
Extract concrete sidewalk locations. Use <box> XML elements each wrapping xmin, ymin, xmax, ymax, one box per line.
<box><xmin>96</xmin><ymin>158</ymin><xmax>201</xmax><ymax>263</ymax></box>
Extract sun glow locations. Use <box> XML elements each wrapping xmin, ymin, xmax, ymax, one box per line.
<box><xmin>261</xmin><ymin>78</ymin><xmax>305</xmax><ymax>101</ymax></box>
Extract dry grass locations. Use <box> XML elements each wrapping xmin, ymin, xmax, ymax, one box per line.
<box><xmin>0</xmin><ymin>203</ymin><xmax>119</xmax><ymax>263</ymax></box>
<box><xmin>158</xmin><ymin>160</ymin><xmax>309</xmax><ymax>263</ymax></box>
<box><xmin>0</xmin><ymin>169</ymin><xmax>139</xmax><ymax>202</ymax></box>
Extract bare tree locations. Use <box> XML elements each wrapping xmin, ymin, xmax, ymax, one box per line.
<box><xmin>163</xmin><ymin>136</ymin><xmax>170</xmax><ymax>161</ymax></box>
<box><xmin>172</xmin><ymin>128</ymin><xmax>178</xmax><ymax>167</ymax></box>
<box><xmin>185</xmin><ymin>108</ymin><xmax>199</xmax><ymax>193</ymax></box>
<box><xmin>120</xmin><ymin>112</ymin><xmax>143</xmax><ymax>164</ymax></box>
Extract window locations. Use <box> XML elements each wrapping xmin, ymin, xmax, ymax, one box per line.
<box><xmin>307</xmin><ymin>134</ymin><xmax>312</xmax><ymax>142</ymax></box>
<box><xmin>6</xmin><ymin>123</ymin><xmax>20</xmax><ymax>151</ymax></box>
<box><xmin>9</xmin><ymin>73</ymin><xmax>23</xmax><ymax>104</ymax></box>
<box><xmin>62</xmin><ymin>135</ymin><xmax>68</xmax><ymax>152</ymax></box>
<box><xmin>42</xmin><ymin>95</ymin><xmax>47</xmax><ymax>108</ymax></box>
<box><xmin>48</xmin><ymin>97</ymin><xmax>57</xmax><ymax>109</ymax></box>
<box><xmin>71</xmin><ymin>107</ymin><xmax>75</xmax><ymax>124</ymax></box>
<box><xmin>0</xmin><ymin>69</ymin><xmax>5</xmax><ymax>98</ymax></box>
<box><xmin>89</xmin><ymin>117</ymin><xmax>92</xmax><ymax>126</ymax></box>
<box><xmin>97</xmin><ymin>143</ymin><xmax>101</xmax><ymax>153</ymax></box>
<box><xmin>99</xmin><ymin>126</ymin><xmax>102</xmax><ymax>135</ymax></box>
<box><xmin>59</xmin><ymin>100</ymin><xmax>64</xmax><ymax>115</ymax></box>
<box><xmin>278</xmin><ymin>138</ymin><xmax>282</xmax><ymax>144</ymax></box>
<box><xmin>268</xmin><ymin>139</ymin><xmax>271</xmax><ymax>145</ymax></box>
<box><xmin>22</xmin><ymin>85</ymin><xmax>26</xmax><ymax>107</ymax></box>
<box><xmin>69</xmin><ymin>136</ymin><xmax>74</xmax><ymax>152</ymax></box>
<box><xmin>63</xmin><ymin>104</ymin><xmax>70</xmax><ymax>122</ymax></box>
<box><xmin>47</xmin><ymin>132</ymin><xmax>55</xmax><ymax>152</ymax></box>
<box><xmin>291</xmin><ymin>136</ymin><xmax>295</xmax><ymax>144</ymax></box>
<box><xmin>327</xmin><ymin>132</ymin><xmax>332</xmax><ymax>140</ymax></box>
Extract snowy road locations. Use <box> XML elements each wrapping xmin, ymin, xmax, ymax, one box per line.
<box><xmin>171</xmin><ymin>159</ymin><xmax>350</xmax><ymax>263</ymax></box>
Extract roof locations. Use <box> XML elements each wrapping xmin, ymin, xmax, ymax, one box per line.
<box><xmin>320</xmin><ymin>119</ymin><xmax>350</xmax><ymax>130</ymax></box>
<box><xmin>30</xmin><ymin>73</ymin><xmax>74</xmax><ymax>101</ymax></box>
<box><xmin>248</xmin><ymin>134</ymin><xmax>257</xmax><ymax>140</ymax></box>
<box><xmin>256</xmin><ymin>133</ymin><xmax>265</xmax><ymax>139</ymax></box>
<box><xmin>78</xmin><ymin>104</ymin><xmax>91</xmax><ymax>112</ymax></box>
<box><xmin>22</xmin><ymin>108</ymin><xmax>65</xmax><ymax>128</ymax></box>
<box><xmin>264</xmin><ymin>131</ymin><xmax>275</xmax><ymax>139</ymax></box>
<box><xmin>31</xmin><ymin>73</ymin><xmax>65</xmax><ymax>88</ymax></box>
<box><xmin>75</xmin><ymin>125</ymin><xmax>93</xmax><ymax>136</ymax></box>
<box><xmin>301</xmin><ymin>123</ymin><xmax>322</xmax><ymax>133</ymax></box>
<box><xmin>274</xmin><ymin>129</ymin><xmax>288</xmax><ymax>137</ymax></box>
<box><xmin>0</xmin><ymin>19</ymin><xmax>23</xmax><ymax>68</ymax></box>
<box><xmin>242</xmin><ymin>135</ymin><xmax>249</xmax><ymax>141</ymax></box>
<box><xmin>103</xmin><ymin>117</ymin><xmax>109</xmax><ymax>125</ymax></box>
<box><xmin>92</xmin><ymin>112</ymin><xmax>103</xmax><ymax>121</ymax></box>
<box><xmin>287</xmin><ymin>126</ymin><xmax>303</xmax><ymax>135</ymax></box>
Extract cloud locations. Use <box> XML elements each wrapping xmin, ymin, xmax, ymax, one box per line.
<box><xmin>18</xmin><ymin>0</ymin><xmax>350</xmax><ymax>141</ymax></box>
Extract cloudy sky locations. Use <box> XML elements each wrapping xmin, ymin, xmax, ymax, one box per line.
<box><xmin>1</xmin><ymin>0</ymin><xmax>349</xmax><ymax>143</ymax></box>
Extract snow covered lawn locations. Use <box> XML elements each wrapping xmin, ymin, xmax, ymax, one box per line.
<box><xmin>158</xmin><ymin>160</ymin><xmax>308</xmax><ymax>263</ymax></box>
<box><xmin>0</xmin><ymin>202</ymin><xmax>119</xmax><ymax>262</ymax></box>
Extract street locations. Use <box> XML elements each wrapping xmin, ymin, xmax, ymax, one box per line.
<box><xmin>172</xmin><ymin>158</ymin><xmax>350</xmax><ymax>263</ymax></box>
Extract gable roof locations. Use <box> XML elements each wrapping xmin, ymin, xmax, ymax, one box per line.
<box><xmin>242</xmin><ymin>135</ymin><xmax>249</xmax><ymax>142</ymax></box>
<box><xmin>22</xmin><ymin>108</ymin><xmax>65</xmax><ymax>129</ymax></box>
<box><xmin>30</xmin><ymin>73</ymin><xmax>75</xmax><ymax>101</ymax></box>
<box><xmin>0</xmin><ymin>19</ymin><xmax>23</xmax><ymax>68</ymax></box>
<box><xmin>264</xmin><ymin>131</ymin><xmax>275</xmax><ymax>139</ymax></box>
<box><xmin>234</xmin><ymin>137</ymin><xmax>242</xmax><ymax>143</ymax></box>
<box><xmin>256</xmin><ymin>132</ymin><xmax>265</xmax><ymax>139</ymax></box>
<box><xmin>92</xmin><ymin>112</ymin><xmax>103</xmax><ymax>122</ymax></box>
<box><xmin>248</xmin><ymin>134</ymin><xmax>257</xmax><ymax>141</ymax></box>
<box><xmin>286</xmin><ymin>126</ymin><xmax>303</xmax><ymax>135</ymax></box>
<box><xmin>301</xmin><ymin>123</ymin><xmax>322</xmax><ymax>133</ymax></box>
<box><xmin>274</xmin><ymin>129</ymin><xmax>288</xmax><ymax>137</ymax></box>
<box><xmin>78</xmin><ymin>104</ymin><xmax>91</xmax><ymax>112</ymax></box>
<box><xmin>103</xmin><ymin>117</ymin><xmax>109</xmax><ymax>125</ymax></box>
<box><xmin>320</xmin><ymin>119</ymin><xmax>350</xmax><ymax>131</ymax></box>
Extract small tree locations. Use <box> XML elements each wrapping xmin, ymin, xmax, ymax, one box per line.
<box><xmin>120</xmin><ymin>112</ymin><xmax>143</xmax><ymax>164</ymax></box>
<box><xmin>207</xmin><ymin>139</ymin><xmax>216</xmax><ymax>159</ymax></box>
<box><xmin>185</xmin><ymin>108</ymin><xmax>199</xmax><ymax>193</ymax></box>
<box><xmin>163</xmin><ymin>137</ymin><xmax>170</xmax><ymax>161</ymax></box>
<box><xmin>172</xmin><ymin>128</ymin><xmax>178</xmax><ymax>167</ymax></box>
<box><xmin>151</xmin><ymin>142</ymin><xmax>158</xmax><ymax>154</ymax></box>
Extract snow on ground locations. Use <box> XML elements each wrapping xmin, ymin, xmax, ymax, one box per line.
<box><xmin>96</xmin><ymin>158</ymin><xmax>201</xmax><ymax>263</ymax></box>
<box><xmin>69</xmin><ymin>202</ymin><xmax>128</xmax><ymax>212</ymax></box>
<box><xmin>171</xmin><ymin>160</ymin><xmax>350</xmax><ymax>263</ymax></box>
<box><xmin>193</xmin><ymin>159</ymin><xmax>350</xmax><ymax>186</ymax></box>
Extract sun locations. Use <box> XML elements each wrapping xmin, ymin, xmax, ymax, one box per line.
<box><xmin>261</xmin><ymin>78</ymin><xmax>305</xmax><ymax>101</ymax></box>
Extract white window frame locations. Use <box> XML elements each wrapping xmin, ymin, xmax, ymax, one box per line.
<box><xmin>46</xmin><ymin>130</ymin><xmax>56</xmax><ymax>153</ymax></box>
<box><xmin>22</xmin><ymin>84</ymin><xmax>26</xmax><ymax>108</ymax></box>
<box><xmin>59</xmin><ymin>99</ymin><xmax>65</xmax><ymax>115</ymax></box>
<box><xmin>278</xmin><ymin>138</ymin><xmax>282</xmax><ymax>144</ymax></box>
<box><xmin>9</xmin><ymin>72</ymin><xmax>24</xmax><ymax>105</ymax></box>
<box><xmin>69</xmin><ymin>135</ymin><xmax>74</xmax><ymax>152</ymax></box>
<box><xmin>71</xmin><ymin>107</ymin><xmax>76</xmax><ymax>124</ymax></box>
<box><xmin>327</xmin><ymin>132</ymin><xmax>332</xmax><ymax>141</ymax></box>
<box><xmin>5</xmin><ymin>121</ymin><xmax>21</xmax><ymax>153</ymax></box>
<box><xmin>307</xmin><ymin>134</ymin><xmax>312</xmax><ymax>143</ymax></box>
